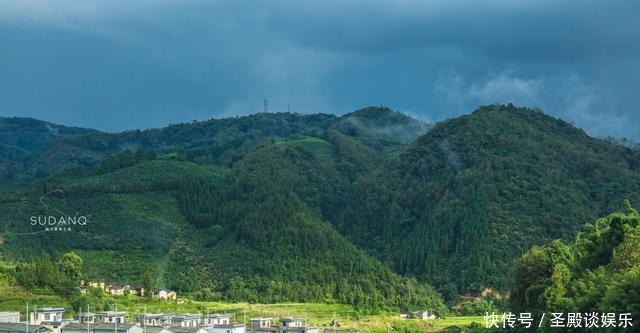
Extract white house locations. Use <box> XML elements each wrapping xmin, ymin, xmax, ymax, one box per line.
<box><xmin>202</xmin><ymin>314</ymin><xmax>230</xmax><ymax>326</ymax></box>
<box><xmin>95</xmin><ymin>312</ymin><xmax>126</xmax><ymax>324</ymax></box>
<box><xmin>30</xmin><ymin>308</ymin><xmax>65</xmax><ymax>325</ymax></box>
<box><xmin>277</xmin><ymin>318</ymin><xmax>317</xmax><ymax>333</ymax></box>
<box><xmin>247</xmin><ymin>318</ymin><xmax>276</xmax><ymax>333</ymax></box>
<box><xmin>250</xmin><ymin>318</ymin><xmax>272</xmax><ymax>329</ymax></box>
<box><xmin>93</xmin><ymin>323</ymin><xmax>143</xmax><ymax>333</ymax></box>
<box><xmin>75</xmin><ymin>312</ymin><xmax>96</xmax><ymax>324</ymax></box>
<box><xmin>408</xmin><ymin>311</ymin><xmax>435</xmax><ymax>320</ymax></box>
<box><xmin>135</xmin><ymin>314</ymin><xmax>173</xmax><ymax>327</ymax></box>
<box><xmin>0</xmin><ymin>312</ymin><xmax>20</xmax><ymax>323</ymax></box>
<box><xmin>170</xmin><ymin>314</ymin><xmax>200</xmax><ymax>328</ymax></box>
<box><xmin>210</xmin><ymin>324</ymin><xmax>245</xmax><ymax>333</ymax></box>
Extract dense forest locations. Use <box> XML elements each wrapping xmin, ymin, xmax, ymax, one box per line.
<box><xmin>335</xmin><ymin>104</ymin><xmax>640</xmax><ymax>298</ymax></box>
<box><xmin>1</xmin><ymin>104</ymin><xmax>639</xmax><ymax>315</ymax></box>
<box><xmin>510</xmin><ymin>204</ymin><xmax>640</xmax><ymax>332</ymax></box>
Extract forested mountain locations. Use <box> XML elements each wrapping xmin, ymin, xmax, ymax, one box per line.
<box><xmin>0</xmin><ymin>107</ymin><xmax>426</xmax><ymax>187</ymax></box>
<box><xmin>1</xmin><ymin>160</ymin><xmax>445</xmax><ymax>313</ymax></box>
<box><xmin>0</xmin><ymin>117</ymin><xmax>98</xmax><ymax>185</ymax></box>
<box><xmin>1</xmin><ymin>104</ymin><xmax>639</xmax><ymax>312</ymax></box>
<box><xmin>0</xmin><ymin>111</ymin><xmax>442</xmax><ymax>312</ymax></box>
<box><xmin>335</xmin><ymin>104</ymin><xmax>640</xmax><ymax>299</ymax></box>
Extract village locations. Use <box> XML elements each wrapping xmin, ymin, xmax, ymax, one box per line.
<box><xmin>0</xmin><ymin>306</ymin><xmax>443</xmax><ymax>333</ymax></box>
<box><xmin>0</xmin><ymin>280</ymin><xmax>330</xmax><ymax>333</ymax></box>
<box><xmin>79</xmin><ymin>281</ymin><xmax>175</xmax><ymax>300</ymax></box>
<box><xmin>0</xmin><ymin>307</ymin><xmax>343</xmax><ymax>333</ymax></box>
<box><xmin>0</xmin><ymin>279</ymin><xmax>442</xmax><ymax>333</ymax></box>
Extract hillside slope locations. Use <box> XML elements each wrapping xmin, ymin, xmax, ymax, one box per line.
<box><xmin>0</xmin><ymin>146</ymin><xmax>445</xmax><ymax>312</ymax></box>
<box><xmin>511</xmin><ymin>206</ymin><xmax>640</xmax><ymax>331</ymax></box>
<box><xmin>0</xmin><ymin>117</ymin><xmax>98</xmax><ymax>185</ymax></box>
<box><xmin>335</xmin><ymin>104</ymin><xmax>640</xmax><ymax>297</ymax></box>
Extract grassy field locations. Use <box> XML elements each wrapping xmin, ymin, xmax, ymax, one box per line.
<box><xmin>275</xmin><ymin>135</ymin><xmax>334</xmax><ymax>157</ymax></box>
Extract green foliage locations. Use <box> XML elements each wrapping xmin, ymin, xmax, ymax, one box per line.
<box><xmin>1</xmin><ymin>108</ymin><xmax>424</xmax><ymax>187</ymax></box>
<box><xmin>455</xmin><ymin>297</ymin><xmax>507</xmax><ymax>316</ymax></box>
<box><xmin>1</xmin><ymin>150</ymin><xmax>445</xmax><ymax>313</ymax></box>
<box><xmin>60</xmin><ymin>251</ymin><xmax>83</xmax><ymax>281</ymax></box>
<box><xmin>3</xmin><ymin>104</ymin><xmax>640</xmax><ymax>317</ymax></box>
<box><xmin>336</xmin><ymin>104</ymin><xmax>640</xmax><ymax>294</ymax></box>
<box><xmin>510</xmin><ymin>208</ymin><xmax>640</xmax><ymax>332</ymax></box>
<box><xmin>97</xmin><ymin>149</ymin><xmax>156</xmax><ymax>174</ymax></box>
<box><xmin>13</xmin><ymin>251</ymin><xmax>82</xmax><ymax>298</ymax></box>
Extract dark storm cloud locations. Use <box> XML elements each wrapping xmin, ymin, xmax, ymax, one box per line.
<box><xmin>0</xmin><ymin>0</ymin><xmax>638</xmax><ymax>140</ymax></box>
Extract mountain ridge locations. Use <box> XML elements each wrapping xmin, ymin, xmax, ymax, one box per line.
<box><xmin>334</xmin><ymin>104</ymin><xmax>640</xmax><ymax>299</ymax></box>
<box><xmin>0</xmin><ymin>107</ymin><xmax>429</xmax><ymax>186</ymax></box>
<box><xmin>2</xmin><ymin>104</ymin><xmax>639</xmax><ymax>309</ymax></box>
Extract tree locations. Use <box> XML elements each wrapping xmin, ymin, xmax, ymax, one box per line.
<box><xmin>59</xmin><ymin>251</ymin><xmax>83</xmax><ymax>282</ymax></box>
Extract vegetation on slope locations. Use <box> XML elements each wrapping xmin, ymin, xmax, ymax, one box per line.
<box><xmin>1</xmin><ymin>146</ymin><xmax>445</xmax><ymax>313</ymax></box>
<box><xmin>0</xmin><ymin>107</ymin><xmax>427</xmax><ymax>186</ymax></box>
<box><xmin>510</xmin><ymin>204</ymin><xmax>640</xmax><ymax>332</ymax></box>
<box><xmin>335</xmin><ymin>104</ymin><xmax>640</xmax><ymax>299</ymax></box>
<box><xmin>2</xmin><ymin>104</ymin><xmax>640</xmax><ymax>318</ymax></box>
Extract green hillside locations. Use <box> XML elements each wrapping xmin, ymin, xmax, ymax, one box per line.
<box><xmin>0</xmin><ymin>117</ymin><xmax>98</xmax><ymax>186</ymax></box>
<box><xmin>0</xmin><ymin>148</ymin><xmax>445</xmax><ymax>313</ymax></box>
<box><xmin>511</xmin><ymin>205</ymin><xmax>640</xmax><ymax>332</ymax></box>
<box><xmin>335</xmin><ymin>104</ymin><xmax>640</xmax><ymax>298</ymax></box>
<box><xmin>2</xmin><ymin>104</ymin><xmax>640</xmax><ymax>317</ymax></box>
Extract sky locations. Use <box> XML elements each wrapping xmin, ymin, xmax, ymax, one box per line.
<box><xmin>0</xmin><ymin>0</ymin><xmax>639</xmax><ymax>140</ymax></box>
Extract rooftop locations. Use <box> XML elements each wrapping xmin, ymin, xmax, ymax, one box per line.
<box><xmin>33</xmin><ymin>308</ymin><xmax>65</xmax><ymax>313</ymax></box>
<box><xmin>92</xmin><ymin>323</ymin><xmax>138</xmax><ymax>330</ymax></box>
<box><xmin>211</xmin><ymin>324</ymin><xmax>244</xmax><ymax>329</ymax></box>
<box><xmin>171</xmin><ymin>314</ymin><xmax>200</xmax><ymax>320</ymax></box>
<box><xmin>0</xmin><ymin>323</ymin><xmax>49</xmax><ymax>333</ymax></box>
<box><xmin>203</xmin><ymin>314</ymin><xmax>229</xmax><ymax>318</ymax></box>
<box><xmin>138</xmin><ymin>327</ymin><xmax>169</xmax><ymax>333</ymax></box>
<box><xmin>95</xmin><ymin>312</ymin><xmax>126</xmax><ymax>316</ymax></box>
<box><xmin>279</xmin><ymin>318</ymin><xmax>303</xmax><ymax>322</ymax></box>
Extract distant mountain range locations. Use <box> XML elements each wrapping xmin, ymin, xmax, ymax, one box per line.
<box><xmin>1</xmin><ymin>104</ymin><xmax>638</xmax><ymax>309</ymax></box>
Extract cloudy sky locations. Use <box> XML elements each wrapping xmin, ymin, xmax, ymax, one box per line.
<box><xmin>0</xmin><ymin>0</ymin><xmax>638</xmax><ymax>139</ymax></box>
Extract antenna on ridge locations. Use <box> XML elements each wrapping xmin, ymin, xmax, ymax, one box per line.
<box><xmin>264</xmin><ymin>99</ymin><xmax>268</xmax><ymax>113</ymax></box>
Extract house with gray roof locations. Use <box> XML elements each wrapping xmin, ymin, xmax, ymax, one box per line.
<box><xmin>170</xmin><ymin>315</ymin><xmax>200</xmax><ymax>328</ymax></box>
<box><xmin>277</xmin><ymin>318</ymin><xmax>317</xmax><ymax>333</ymax></box>
<box><xmin>0</xmin><ymin>323</ymin><xmax>52</xmax><ymax>333</ymax></box>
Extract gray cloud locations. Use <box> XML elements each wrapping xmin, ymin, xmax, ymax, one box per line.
<box><xmin>0</xmin><ymin>0</ymin><xmax>638</xmax><ymax>140</ymax></box>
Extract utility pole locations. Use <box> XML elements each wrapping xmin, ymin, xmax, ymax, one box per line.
<box><xmin>115</xmin><ymin>304</ymin><xmax>118</xmax><ymax>333</ymax></box>
<box><xmin>25</xmin><ymin>301</ymin><xmax>28</xmax><ymax>333</ymax></box>
<box><xmin>144</xmin><ymin>305</ymin><xmax>147</xmax><ymax>333</ymax></box>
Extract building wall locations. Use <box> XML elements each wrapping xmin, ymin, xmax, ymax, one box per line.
<box><xmin>211</xmin><ymin>326</ymin><xmax>245</xmax><ymax>333</ymax></box>
<box><xmin>0</xmin><ymin>312</ymin><xmax>20</xmax><ymax>323</ymax></box>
